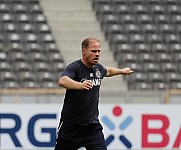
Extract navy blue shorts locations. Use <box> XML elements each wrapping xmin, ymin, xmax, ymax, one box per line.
<box><xmin>54</xmin><ymin>122</ymin><xmax>107</xmax><ymax>150</ymax></box>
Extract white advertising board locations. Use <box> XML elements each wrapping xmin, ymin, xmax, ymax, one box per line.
<box><xmin>0</xmin><ymin>104</ymin><xmax>180</xmax><ymax>149</ymax></box>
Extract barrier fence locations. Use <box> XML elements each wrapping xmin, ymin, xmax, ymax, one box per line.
<box><xmin>0</xmin><ymin>88</ymin><xmax>167</xmax><ymax>103</ymax></box>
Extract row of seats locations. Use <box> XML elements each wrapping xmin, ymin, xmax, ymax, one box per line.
<box><xmin>0</xmin><ymin>70</ymin><xmax>60</xmax><ymax>88</ymax></box>
<box><xmin>118</xmin><ymin>54</ymin><xmax>181</xmax><ymax>68</ymax></box>
<box><xmin>121</xmin><ymin>61</ymin><xmax>181</xmax><ymax>90</ymax></box>
<box><xmin>103</xmin><ymin>22</ymin><xmax>181</xmax><ymax>35</ymax></box>
<box><xmin>0</xmin><ymin>42</ymin><xmax>62</xmax><ymax>53</ymax></box>
<box><xmin>1</xmin><ymin>22</ymin><xmax>50</xmax><ymax>33</ymax></box>
<box><xmin>0</xmin><ymin>0</ymin><xmax>65</xmax><ymax>88</ymax></box>
<box><xmin>128</xmin><ymin>81</ymin><xmax>181</xmax><ymax>90</ymax></box>
<box><xmin>0</xmin><ymin>13</ymin><xmax>47</xmax><ymax>24</ymax></box>
<box><xmin>0</xmin><ymin>32</ymin><xmax>55</xmax><ymax>45</ymax></box>
<box><xmin>0</xmin><ymin>61</ymin><xmax>64</xmax><ymax>72</ymax></box>
<box><xmin>112</xmin><ymin>43</ymin><xmax>181</xmax><ymax>57</ymax></box>
<box><xmin>120</xmin><ymin>62</ymin><xmax>181</xmax><ymax>73</ymax></box>
<box><xmin>91</xmin><ymin>0</ymin><xmax>181</xmax><ymax>90</ymax></box>
<box><xmin>92</xmin><ymin>0</ymin><xmax>181</xmax><ymax>6</ymax></box>
<box><xmin>92</xmin><ymin>0</ymin><xmax>181</xmax><ymax>14</ymax></box>
<box><xmin>0</xmin><ymin>0</ymin><xmax>42</xmax><ymax>14</ymax></box>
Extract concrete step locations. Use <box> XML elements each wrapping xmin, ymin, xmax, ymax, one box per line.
<box><xmin>41</xmin><ymin>0</ymin><xmax>93</xmax><ymax>10</ymax></box>
<box><xmin>43</xmin><ymin>4</ymin><xmax>92</xmax><ymax>11</ymax></box>
<box><xmin>49</xmin><ymin>20</ymin><xmax>100</xmax><ymax>31</ymax></box>
<box><xmin>46</xmin><ymin>15</ymin><xmax>97</xmax><ymax>22</ymax></box>
<box><xmin>53</xmin><ymin>26</ymin><xmax>100</xmax><ymax>32</ymax></box>
<box><xmin>54</xmin><ymin>30</ymin><xmax>103</xmax><ymax>35</ymax></box>
<box><xmin>44</xmin><ymin>11</ymin><xmax>96</xmax><ymax>18</ymax></box>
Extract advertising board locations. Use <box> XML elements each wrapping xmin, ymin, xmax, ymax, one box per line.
<box><xmin>0</xmin><ymin>104</ymin><xmax>180</xmax><ymax>149</ymax></box>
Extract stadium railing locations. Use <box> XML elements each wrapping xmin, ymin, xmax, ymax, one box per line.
<box><xmin>0</xmin><ymin>88</ymin><xmax>65</xmax><ymax>103</ymax></box>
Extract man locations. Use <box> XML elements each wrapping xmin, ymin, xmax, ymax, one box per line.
<box><xmin>54</xmin><ymin>38</ymin><xmax>134</xmax><ymax>150</ymax></box>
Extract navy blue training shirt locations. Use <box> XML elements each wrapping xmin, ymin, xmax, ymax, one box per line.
<box><xmin>60</xmin><ymin>59</ymin><xmax>107</xmax><ymax>125</ymax></box>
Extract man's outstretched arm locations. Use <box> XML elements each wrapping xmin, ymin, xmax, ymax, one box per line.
<box><xmin>105</xmin><ymin>67</ymin><xmax>134</xmax><ymax>77</ymax></box>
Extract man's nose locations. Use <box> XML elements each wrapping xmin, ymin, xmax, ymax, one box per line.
<box><xmin>96</xmin><ymin>51</ymin><xmax>100</xmax><ymax>55</ymax></box>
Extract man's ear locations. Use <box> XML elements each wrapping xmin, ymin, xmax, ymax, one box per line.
<box><xmin>82</xmin><ymin>48</ymin><xmax>86</xmax><ymax>53</ymax></box>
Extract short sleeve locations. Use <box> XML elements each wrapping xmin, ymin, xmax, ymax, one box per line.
<box><xmin>97</xmin><ymin>63</ymin><xmax>107</xmax><ymax>78</ymax></box>
<box><xmin>103</xmin><ymin>67</ymin><xmax>107</xmax><ymax>77</ymax></box>
<box><xmin>61</xmin><ymin>63</ymin><xmax>77</xmax><ymax>79</ymax></box>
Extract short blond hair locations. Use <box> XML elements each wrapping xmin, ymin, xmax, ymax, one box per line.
<box><xmin>81</xmin><ymin>38</ymin><xmax>100</xmax><ymax>49</ymax></box>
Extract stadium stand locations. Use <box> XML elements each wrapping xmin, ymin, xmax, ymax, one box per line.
<box><xmin>0</xmin><ymin>0</ymin><xmax>179</xmax><ymax>103</ymax></box>
<box><xmin>91</xmin><ymin>0</ymin><xmax>181</xmax><ymax>90</ymax></box>
<box><xmin>0</xmin><ymin>0</ymin><xmax>65</xmax><ymax>88</ymax></box>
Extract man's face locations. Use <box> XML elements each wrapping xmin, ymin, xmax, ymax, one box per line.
<box><xmin>82</xmin><ymin>40</ymin><xmax>101</xmax><ymax>66</ymax></box>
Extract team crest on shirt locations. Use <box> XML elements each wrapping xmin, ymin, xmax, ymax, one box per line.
<box><xmin>95</xmin><ymin>69</ymin><xmax>101</xmax><ymax>78</ymax></box>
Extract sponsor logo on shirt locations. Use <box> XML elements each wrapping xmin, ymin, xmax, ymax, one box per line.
<box><xmin>91</xmin><ymin>78</ymin><xmax>101</xmax><ymax>86</ymax></box>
